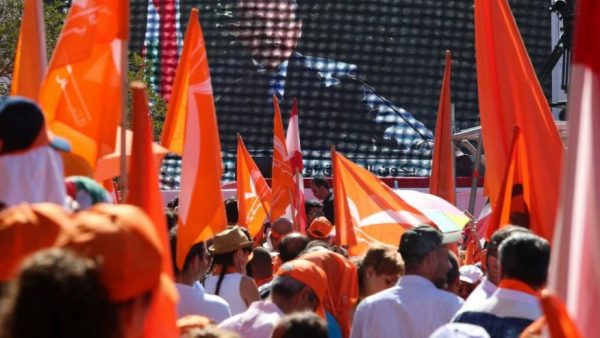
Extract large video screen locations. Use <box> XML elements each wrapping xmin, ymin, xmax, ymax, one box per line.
<box><xmin>128</xmin><ymin>0</ymin><xmax>552</xmax><ymax>189</ymax></box>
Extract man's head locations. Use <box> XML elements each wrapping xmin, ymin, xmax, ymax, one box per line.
<box><xmin>279</xmin><ymin>233</ymin><xmax>309</xmax><ymax>263</ymax></box>
<box><xmin>458</xmin><ymin>265</ymin><xmax>483</xmax><ymax>299</ymax></box>
<box><xmin>272</xmin><ymin>260</ymin><xmax>327</xmax><ymax>315</ymax></box>
<box><xmin>270</xmin><ymin>217</ymin><xmax>294</xmax><ymax>251</ymax></box>
<box><xmin>399</xmin><ymin>225</ymin><xmax>453</xmax><ymax>288</ymax></box>
<box><xmin>247</xmin><ymin>246</ymin><xmax>273</xmax><ymax>283</ymax></box>
<box><xmin>309</xmin><ymin>178</ymin><xmax>330</xmax><ymax>201</ymax></box>
<box><xmin>231</xmin><ymin>0</ymin><xmax>302</xmax><ymax>70</ymax></box>
<box><xmin>444</xmin><ymin>251</ymin><xmax>460</xmax><ymax>293</ymax></box>
<box><xmin>305</xmin><ymin>200</ymin><xmax>323</xmax><ymax>226</ymax></box>
<box><xmin>224</xmin><ymin>198</ymin><xmax>239</xmax><ymax>226</ymax></box>
<box><xmin>272</xmin><ymin>311</ymin><xmax>328</xmax><ymax>338</ymax></box>
<box><xmin>499</xmin><ymin>233</ymin><xmax>550</xmax><ymax>290</ymax></box>
<box><xmin>357</xmin><ymin>244</ymin><xmax>404</xmax><ymax>298</ymax></box>
<box><xmin>169</xmin><ymin>226</ymin><xmax>208</xmax><ymax>284</ymax></box>
<box><xmin>485</xmin><ymin>225</ymin><xmax>530</xmax><ymax>285</ymax></box>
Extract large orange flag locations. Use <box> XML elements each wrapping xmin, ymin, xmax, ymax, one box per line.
<box><xmin>430</xmin><ymin>51</ymin><xmax>456</xmax><ymax>205</ymax></box>
<box><xmin>175</xmin><ymin>9</ymin><xmax>227</xmax><ymax>270</ymax></box>
<box><xmin>11</xmin><ymin>0</ymin><xmax>46</xmax><ymax>101</ymax></box>
<box><xmin>39</xmin><ymin>0</ymin><xmax>128</xmax><ymax>170</ymax></box>
<box><xmin>237</xmin><ymin>134</ymin><xmax>272</xmax><ymax>238</ymax></box>
<box><xmin>271</xmin><ymin>96</ymin><xmax>295</xmax><ymax>223</ymax></box>
<box><xmin>485</xmin><ymin>128</ymin><xmax>537</xmax><ymax>238</ymax></box>
<box><xmin>548</xmin><ymin>0</ymin><xmax>600</xmax><ymax>335</ymax></box>
<box><xmin>161</xmin><ymin>9</ymin><xmax>208</xmax><ymax>155</ymax></box>
<box><xmin>474</xmin><ymin>0</ymin><xmax>563</xmax><ymax>241</ymax></box>
<box><xmin>127</xmin><ymin>83</ymin><xmax>178</xmax><ymax>338</ymax></box>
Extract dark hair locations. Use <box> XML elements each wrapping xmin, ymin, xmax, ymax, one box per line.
<box><xmin>208</xmin><ymin>252</ymin><xmax>237</xmax><ymax>296</ymax></box>
<box><xmin>165</xmin><ymin>208</ymin><xmax>178</xmax><ymax>231</ymax></box>
<box><xmin>311</xmin><ymin>177</ymin><xmax>330</xmax><ymax>190</ymax></box>
<box><xmin>271</xmin><ymin>276</ymin><xmax>316</xmax><ymax>305</ymax></box>
<box><xmin>446</xmin><ymin>251</ymin><xmax>460</xmax><ymax>286</ymax></box>
<box><xmin>499</xmin><ymin>233</ymin><xmax>550</xmax><ymax>289</ymax></box>
<box><xmin>305</xmin><ymin>200</ymin><xmax>323</xmax><ymax>210</ymax></box>
<box><xmin>399</xmin><ymin>225</ymin><xmax>444</xmax><ymax>268</ymax></box>
<box><xmin>279</xmin><ymin>233</ymin><xmax>309</xmax><ymax>263</ymax></box>
<box><xmin>248</xmin><ymin>247</ymin><xmax>273</xmax><ymax>279</ymax></box>
<box><xmin>224</xmin><ymin>198</ymin><xmax>239</xmax><ymax>225</ymax></box>
<box><xmin>167</xmin><ymin>196</ymin><xmax>179</xmax><ymax>209</ymax></box>
<box><xmin>275</xmin><ymin>311</ymin><xmax>328</xmax><ymax>338</ymax></box>
<box><xmin>0</xmin><ymin>248</ymin><xmax>119</xmax><ymax>338</ymax></box>
<box><xmin>169</xmin><ymin>226</ymin><xmax>206</xmax><ymax>275</ymax></box>
<box><xmin>486</xmin><ymin>225</ymin><xmax>530</xmax><ymax>261</ymax></box>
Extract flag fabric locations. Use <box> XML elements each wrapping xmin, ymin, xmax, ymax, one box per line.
<box><xmin>430</xmin><ymin>50</ymin><xmax>456</xmax><ymax>205</ymax></box>
<box><xmin>127</xmin><ymin>82</ymin><xmax>178</xmax><ymax>338</ymax></box>
<box><xmin>270</xmin><ymin>96</ymin><xmax>295</xmax><ymax>223</ymax></box>
<box><xmin>285</xmin><ymin>99</ymin><xmax>307</xmax><ymax>232</ymax></box>
<box><xmin>539</xmin><ymin>292</ymin><xmax>583</xmax><ymax>338</ymax></box>
<box><xmin>474</xmin><ymin>0</ymin><xmax>563</xmax><ymax>241</ymax></box>
<box><xmin>175</xmin><ymin>9</ymin><xmax>227</xmax><ymax>270</ymax></box>
<box><xmin>11</xmin><ymin>0</ymin><xmax>46</xmax><ymax>100</ymax></box>
<box><xmin>237</xmin><ymin>134</ymin><xmax>272</xmax><ymax>238</ymax></box>
<box><xmin>332</xmin><ymin>150</ymin><xmax>464</xmax><ymax>253</ymax></box>
<box><xmin>548</xmin><ymin>0</ymin><xmax>600</xmax><ymax>336</ymax></box>
<box><xmin>39</xmin><ymin>0</ymin><xmax>128</xmax><ymax>170</ymax></box>
<box><xmin>161</xmin><ymin>8</ymin><xmax>210</xmax><ymax>155</ymax></box>
<box><xmin>485</xmin><ymin>127</ymin><xmax>538</xmax><ymax>238</ymax></box>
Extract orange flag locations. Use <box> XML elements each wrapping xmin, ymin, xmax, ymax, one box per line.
<box><xmin>39</xmin><ymin>0</ymin><xmax>128</xmax><ymax>170</ymax></box>
<box><xmin>485</xmin><ymin>127</ymin><xmax>540</xmax><ymax>238</ymax></box>
<box><xmin>11</xmin><ymin>0</ymin><xmax>46</xmax><ymax>101</ymax></box>
<box><xmin>271</xmin><ymin>96</ymin><xmax>295</xmax><ymax>223</ymax></box>
<box><xmin>333</xmin><ymin>150</ymin><xmax>439</xmax><ymax>250</ymax></box>
<box><xmin>474</xmin><ymin>0</ymin><xmax>563</xmax><ymax>241</ymax></box>
<box><xmin>430</xmin><ymin>51</ymin><xmax>456</xmax><ymax>205</ymax></box>
<box><xmin>237</xmin><ymin>134</ymin><xmax>272</xmax><ymax>238</ymax></box>
<box><xmin>539</xmin><ymin>292</ymin><xmax>583</xmax><ymax>338</ymax></box>
<box><xmin>127</xmin><ymin>82</ymin><xmax>178</xmax><ymax>338</ymax></box>
<box><xmin>161</xmin><ymin>9</ymin><xmax>207</xmax><ymax>155</ymax></box>
<box><xmin>175</xmin><ymin>9</ymin><xmax>226</xmax><ymax>270</ymax></box>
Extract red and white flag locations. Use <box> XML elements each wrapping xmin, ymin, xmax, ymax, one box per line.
<box><xmin>285</xmin><ymin>99</ymin><xmax>307</xmax><ymax>232</ymax></box>
<box><xmin>548</xmin><ymin>0</ymin><xmax>600</xmax><ymax>336</ymax></box>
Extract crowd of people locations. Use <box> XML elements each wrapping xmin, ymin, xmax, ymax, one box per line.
<box><xmin>0</xmin><ymin>178</ymin><xmax>551</xmax><ymax>338</ymax></box>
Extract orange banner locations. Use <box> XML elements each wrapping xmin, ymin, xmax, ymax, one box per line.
<box><xmin>175</xmin><ymin>9</ymin><xmax>227</xmax><ymax>270</ymax></box>
<box><xmin>270</xmin><ymin>96</ymin><xmax>295</xmax><ymax>223</ymax></box>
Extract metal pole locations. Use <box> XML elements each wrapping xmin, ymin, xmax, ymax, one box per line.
<box><xmin>468</xmin><ymin>133</ymin><xmax>483</xmax><ymax>215</ymax></box>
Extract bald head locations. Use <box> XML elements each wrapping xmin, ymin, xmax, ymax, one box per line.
<box><xmin>279</xmin><ymin>233</ymin><xmax>309</xmax><ymax>263</ymax></box>
<box><xmin>270</xmin><ymin>218</ymin><xmax>294</xmax><ymax>252</ymax></box>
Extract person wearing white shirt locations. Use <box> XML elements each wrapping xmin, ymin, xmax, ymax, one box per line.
<box><xmin>460</xmin><ymin>226</ymin><xmax>530</xmax><ymax>313</ymax></box>
<box><xmin>453</xmin><ymin>233</ymin><xmax>550</xmax><ymax>338</ymax></box>
<box><xmin>351</xmin><ymin>225</ymin><xmax>463</xmax><ymax>338</ymax></box>
<box><xmin>169</xmin><ymin>226</ymin><xmax>232</xmax><ymax>322</ymax></box>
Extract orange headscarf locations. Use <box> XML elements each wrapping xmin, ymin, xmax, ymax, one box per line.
<box><xmin>301</xmin><ymin>251</ymin><xmax>359</xmax><ymax>338</ymax></box>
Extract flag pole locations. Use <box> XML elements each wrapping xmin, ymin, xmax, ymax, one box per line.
<box><xmin>468</xmin><ymin>133</ymin><xmax>484</xmax><ymax>215</ymax></box>
<box><xmin>119</xmin><ymin>13</ymin><xmax>130</xmax><ymax>202</ymax></box>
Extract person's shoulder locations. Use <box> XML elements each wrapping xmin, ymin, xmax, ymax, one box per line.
<box><xmin>218</xmin><ymin>312</ymin><xmax>244</xmax><ymax>330</ymax></box>
<box><xmin>357</xmin><ymin>285</ymin><xmax>401</xmax><ymax>309</ymax></box>
<box><xmin>203</xmin><ymin>292</ymin><xmax>231</xmax><ymax>308</ymax></box>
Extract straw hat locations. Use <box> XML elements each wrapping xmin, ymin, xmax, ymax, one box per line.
<box><xmin>209</xmin><ymin>227</ymin><xmax>253</xmax><ymax>255</ymax></box>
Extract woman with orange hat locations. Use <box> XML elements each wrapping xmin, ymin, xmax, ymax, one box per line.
<box><xmin>205</xmin><ymin>227</ymin><xmax>260</xmax><ymax>315</ymax></box>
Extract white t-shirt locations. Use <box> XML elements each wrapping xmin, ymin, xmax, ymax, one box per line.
<box><xmin>219</xmin><ymin>301</ymin><xmax>284</xmax><ymax>338</ymax></box>
<box><xmin>175</xmin><ymin>282</ymin><xmax>231</xmax><ymax>323</ymax></box>
<box><xmin>205</xmin><ymin>273</ymin><xmax>248</xmax><ymax>315</ymax></box>
<box><xmin>457</xmin><ymin>276</ymin><xmax>498</xmax><ymax>315</ymax></box>
<box><xmin>351</xmin><ymin>275</ymin><xmax>464</xmax><ymax>338</ymax></box>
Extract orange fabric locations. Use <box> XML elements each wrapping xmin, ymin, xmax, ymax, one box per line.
<box><xmin>332</xmin><ymin>150</ymin><xmax>433</xmax><ymax>248</ymax></box>
<box><xmin>277</xmin><ymin>260</ymin><xmax>328</xmax><ymax>319</ymax></box>
<box><xmin>430</xmin><ymin>50</ymin><xmax>456</xmax><ymax>205</ymax></box>
<box><xmin>160</xmin><ymin>9</ymin><xmax>207</xmax><ymax>155</ymax></box>
<box><xmin>175</xmin><ymin>9</ymin><xmax>227</xmax><ymax>270</ymax></box>
<box><xmin>301</xmin><ymin>251</ymin><xmax>359</xmax><ymax>338</ymax></box>
<box><xmin>519</xmin><ymin>317</ymin><xmax>545</xmax><ymax>338</ymax></box>
<box><xmin>464</xmin><ymin>229</ymin><xmax>481</xmax><ymax>265</ymax></box>
<box><xmin>498</xmin><ymin>279</ymin><xmax>540</xmax><ymax>298</ymax></box>
<box><xmin>127</xmin><ymin>83</ymin><xmax>179</xmax><ymax>338</ymax></box>
<box><xmin>58</xmin><ymin>204</ymin><xmax>175</xmax><ymax>302</ymax></box>
<box><xmin>307</xmin><ymin>217</ymin><xmax>333</xmax><ymax>240</ymax></box>
<box><xmin>10</xmin><ymin>0</ymin><xmax>46</xmax><ymax>101</ymax></box>
<box><xmin>93</xmin><ymin>127</ymin><xmax>169</xmax><ymax>181</ymax></box>
<box><xmin>539</xmin><ymin>291</ymin><xmax>583</xmax><ymax>338</ymax></box>
<box><xmin>39</xmin><ymin>0</ymin><xmax>128</xmax><ymax>170</ymax></box>
<box><xmin>271</xmin><ymin>96</ymin><xmax>296</xmax><ymax>223</ymax></box>
<box><xmin>485</xmin><ymin>128</ymin><xmax>536</xmax><ymax>239</ymax></box>
<box><xmin>236</xmin><ymin>134</ymin><xmax>272</xmax><ymax>238</ymax></box>
<box><xmin>474</xmin><ymin>0</ymin><xmax>563</xmax><ymax>242</ymax></box>
<box><xmin>0</xmin><ymin>203</ymin><xmax>73</xmax><ymax>281</ymax></box>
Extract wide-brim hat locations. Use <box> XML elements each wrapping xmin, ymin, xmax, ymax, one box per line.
<box><xmin>208</xmin><ymin>226</ymin><xmax>253</xmax><ymax>255</ymax></box>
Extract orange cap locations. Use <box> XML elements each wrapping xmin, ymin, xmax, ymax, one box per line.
<box><xmin>276</xmin><ymin>259</ymin><xmax>328</xmax><ymax>318</ymax></box>
<box><xmin>57</xmin><ymin>204</ymin><xmax>169</xmax><ymax>302</ymax></box>
<box><xmin>0</xmin><ymin>203</ymin><xmax>73</xmax><ymax>281</ymax></box>
<box><xmin>307</xmin><ymin>217</ymin><xmax>333</xmax><ymax>240</ymax></box>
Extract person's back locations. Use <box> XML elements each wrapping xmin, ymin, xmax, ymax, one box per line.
<box><xmin>453</xmin><ymin>233</ymin><xmax>550</xmax><ymax>338</ymax></box>
<box><xmin>205</xmin><ymin>273</ymin><xmax>247</xmax><ymax>315</ymax></box>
